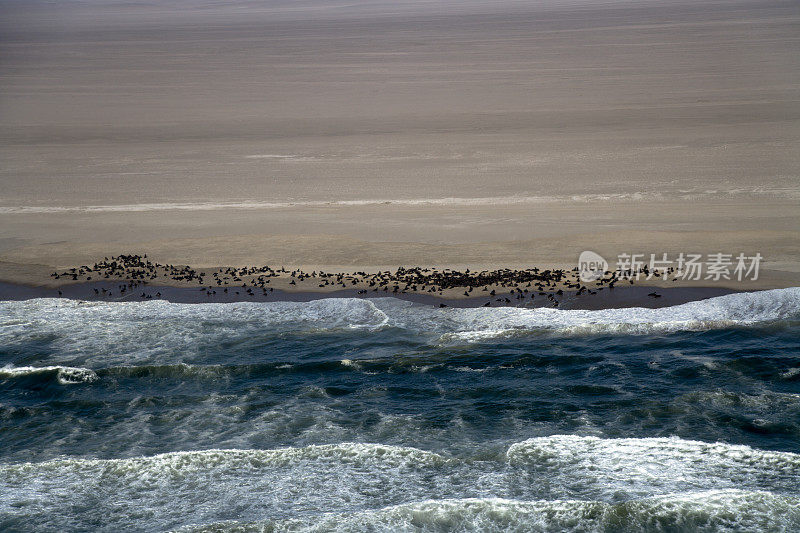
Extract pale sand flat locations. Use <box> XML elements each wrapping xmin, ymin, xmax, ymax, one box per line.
<box><xmin>0</xmin><ymin>0</ymin><xmax>797</xmax><ymax>289</ymax></box>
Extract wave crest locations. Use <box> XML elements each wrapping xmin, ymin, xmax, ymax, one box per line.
<box><xmin>2</xmin><ymin>443</ymin><xmax>447</xmax><ymax>479</ymax></box>
<box><xmin>176</xmin><ymin>491</ymin><xmax>800</xmax><ymax>532</ymax></box>
<box><xmin>432</xmin><ymin>287</ymin><xmax>800</xmax><ymax>342</ymax></box>
<box><xmin>506</xmin><ymin>435</ymin><xmax>800</xmax><ymax>497</ymax></box>
<box><xmin>0</xmin><ymin>365</ymin><xmax>98</xmax><ymax>385</ymax></box>
<box><xmin>0</xmin><ymin>289</ymin><xmax>797</xmax><ymax>365</ymax></box>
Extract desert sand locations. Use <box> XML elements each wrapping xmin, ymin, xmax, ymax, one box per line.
<box><xmin>0</xmin><ymin>0</ymin><xmax>798</xmax><ymax>289</ymax></box>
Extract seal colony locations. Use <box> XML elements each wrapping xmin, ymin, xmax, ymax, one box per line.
<box><xmin>47</xmin><ymin>254</ymin><xmax>674</xmax><ymax>307</ymax></box>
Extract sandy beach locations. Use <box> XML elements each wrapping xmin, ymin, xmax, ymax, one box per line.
<box><xmin>1</xmin><ymin>0</ymin><xmax>798</xmax><ymax>291</ymax></box>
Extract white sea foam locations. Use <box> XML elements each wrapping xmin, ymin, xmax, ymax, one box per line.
<box><xmin>429</xmin><ymin>287</ymin><xmax>800</xmax><ymax>342</ymax></box>
<box><xmin>176</xmin><ymin>491</ymin><xmax>800</xmax><ymax>532</ymax></box>
<box><xmin>780</xmin><ymin>367</ymin><xmax>800</xmax><ymax>379</ymax></box>
<box><xmin>1</xmin><ymin>438</ymin><xmax>798</xmax><ymax>532</ymax></box>
<box><xmin>0</xmin><ymin>288</ymin><xmax>797</xmax><ymax>365</ymax></box>
<box><xmin>2</xmin><ymin>443</ymin><xmax>446</xmax><ymax>477</ymax></box>
<box><xmin>2</xmin><ymin>437</ymin><xmax>795</xmax><ymax>494</ymax></box>
<box><xmin>0</xmin><ymin>443</ymin><xmax>454</xmax><ymax>531</ymax></box>
<box><xmin>506</xmin><ymin>435</ymin><xmax>800</xmax><ymax>497</ymax></box>
<box><xmin>0</xmin><ymin>297</ymin><xmax>390</xmax><ymax>365</ymax></box>
<box><xmin>0</xmin><ymin>365</ymin><xmax>98</xmax><ymax>384</ymax></box>
<box><xmin>685</xmin><ymin>390</ymin><xmax>800</xmax><ymax>411</ymax></box>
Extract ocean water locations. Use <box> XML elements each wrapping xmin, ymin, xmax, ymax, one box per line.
<box><xmin>0</xmin><ymin>288</ymin><xmax>799</xmax><ymax>532</ymax></box>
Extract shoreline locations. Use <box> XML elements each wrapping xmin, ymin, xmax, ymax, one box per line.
<box><xmin>0</xmin><ymin>280</ymin><xmax>746</xmax><ymax>310</ymax></box>
<box><xmin>0</xmin><ymin>253</ymin><xmax>785</xmax><ymax>310</ymax></box>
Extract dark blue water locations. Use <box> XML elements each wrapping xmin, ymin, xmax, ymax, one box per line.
<box><xmin>1</xmin><ymin>290</ymin><xmax>799</xmax><ymax>532</ymax></box>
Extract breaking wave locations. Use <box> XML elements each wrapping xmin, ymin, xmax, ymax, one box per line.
<box><xmin>0</xmin><ymin>288</ymin><xmax>797</xmax><ymax>364</ymax></box>
<box><xmin>432</xmin><ymin>287</ymin><xmax>800</xmax><ymax>342</ymax></box>
<box><xmin>0</xmin><ymin>365</ymin><xmax>98</xmax><ymax>385</ymax></box>
<box><xmin>1</xmin><ymin>437</ymin><xmax>797</xmax><ymax>531</ymax></box>
<box><xmin>1</xmin><ymin>443</ymin><xmax>447</xmax><ymax>478</ymax></box>
<box><xmin>176</xmin><ymin>491</ymin><xmax>800</xmax><ymax>532</ymax></box>
<box><xmin>506</xmin><ymin>435</ymin><xmax>800</xmax><ymax>497</ymax></box>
